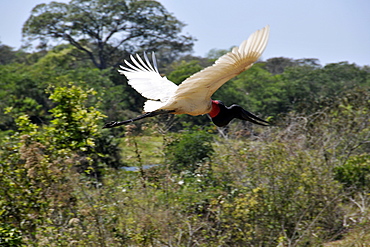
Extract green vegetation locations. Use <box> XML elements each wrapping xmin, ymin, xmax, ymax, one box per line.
<box><xmin>22</xmin><ymin>0</ymin><xmax>194</xmax><ymax>69</ymax></box>
<box><xmin>1</xmin><ymin>0</ymin><xmax>370</xmax><ymax>245</ymax></box>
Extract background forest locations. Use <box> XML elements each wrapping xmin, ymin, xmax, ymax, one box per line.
<box><xmin>1</xmin><ymin>0</ymin><xmax>370</xmax><ymax>246</ymax></box>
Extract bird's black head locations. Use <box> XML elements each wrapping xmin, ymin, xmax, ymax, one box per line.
<box><xmin>209</xmin><ymin>100</ymin><xmax>269</xmax><ymax>127</ymax></box>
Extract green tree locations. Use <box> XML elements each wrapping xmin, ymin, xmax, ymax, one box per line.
<box><xmin>167</xmin><ymin>60</ymin><xmax>203</xmax><ymax>85</ymax></box>
<box><xmin>46</xmin><ymin>84</ymin><xmax>103</xmax><ymax>151</ymax></box>
<box><xmin>265</xmin><ymin>57</ymin><xmax>321</xmax><ymax>75</ymax></box>
<box><xmin>22</xmin><ymin>0</ymin><xmax>194</xmax><ymax>69</ymax></box>
<box><xmin>0</xmin><ymin>43</ymin><xmax>22</xmax><ymax>65</ymax></box>
<box><xmin>282</xmin><ymin>61</ymin><xmax>369</xmax><ymax>113</ymax></box>
<box><xmin>0</xmin><ymin>84</ymin><xmax>119</xmax><ymax>243</ymax></box>
<box><xmin>206</xmin><ymin>48</ymin><xmax>228</xmax><ymax>60</ymax></box>
<box><xmin>0</xmin><ymin>46</ymin><xmax>131</xmax><ymax>130</ymax></box>
<box><xmin>46</xmin><ymin>84</ymin><xmax>124</xmax><ymax>174</ymax></box>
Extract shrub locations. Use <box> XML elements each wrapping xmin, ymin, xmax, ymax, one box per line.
<box><xmin>164</xmin><ymin>127</ymin><xmax>214</xmax><ymax>173</ymax></box>
<box><xmin>0</xmin><ymin>224</ymin><xmax>23</xmax><ymax>247</ymax></box>
<box><xmin>334</xmin><ymin>154</ymin><xmax>370</xmax><ymax>191</ymax></box>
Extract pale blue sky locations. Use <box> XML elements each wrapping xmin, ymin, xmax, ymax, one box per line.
<box><xmin>1</xmin><ymin>0</ymin><xmax>369</xmax><ymax>66</ymax></box>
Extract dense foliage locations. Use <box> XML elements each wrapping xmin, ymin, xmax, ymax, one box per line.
<box><xmin>1</xmin><ymin>0</ymin><xmax>370</xmax><ymax>245</ymax></box>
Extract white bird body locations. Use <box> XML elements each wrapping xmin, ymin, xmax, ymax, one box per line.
<box><xmin>104</xmin><ymin>26</ymin><xmax>270</xmax><ymax>128</ymax></box>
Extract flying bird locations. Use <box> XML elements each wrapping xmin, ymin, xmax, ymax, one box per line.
<box><xmin>103</xmin><ymin>26</ymin><xmax>270</xmax><ymax>129</ymax></box>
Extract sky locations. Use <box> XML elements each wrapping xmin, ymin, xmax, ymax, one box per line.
<box><xmin>0</xmin><ymin>0</ymin><xmax>369</xmax><ymax>66</ymax></box>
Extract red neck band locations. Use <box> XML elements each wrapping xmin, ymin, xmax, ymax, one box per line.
<box><xmin>209</xmin><ymin>100</ymin><xmax>220</xmax><ymax>118</ymax></box>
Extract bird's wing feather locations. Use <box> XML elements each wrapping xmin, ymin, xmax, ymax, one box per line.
<box><xmin>173</xmin><ymin>25</ymin><xmax>270</xmax><ymax>101</ymax></box>
<box><xmin>118</xmin><ymin>52</ymin><xmax>178</xmax><ymax>102</ymax></box>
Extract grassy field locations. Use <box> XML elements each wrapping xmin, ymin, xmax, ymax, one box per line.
<box><xmin>120</xmin><ymin>135</ymin><xmax>165</xmax><ymax>166</ymax></box>
<box><xmin>117</xmin><ymin>127</ymin><xmax>370</xmax><ymax>246</ymax></box>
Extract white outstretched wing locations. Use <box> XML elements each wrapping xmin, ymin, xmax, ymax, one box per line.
<box><xmin>119</xmin><ymin>26</ymin><xmax>269</xmax><ymax>114</ymax></box>
<box><xmin>118</xmin><ymin>53</ymin><xmax>178</xmax><ymax>112</ymax></box>
<box><xmin>173</xmin><ymin>25</ymin><xmax>270</xmax><ymax>101</ymax></box>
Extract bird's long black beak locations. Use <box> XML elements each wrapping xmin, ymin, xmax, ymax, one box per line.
<box><xmin>239</xmin><ymin>108</ymin><xmax>270</xmax><ymax>126</ymax></box>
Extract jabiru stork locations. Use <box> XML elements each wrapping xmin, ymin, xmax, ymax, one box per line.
<box><xmin>103</xmin><ymin>26</ymin><xmax>270</xmax><ymax>129</ymax></box>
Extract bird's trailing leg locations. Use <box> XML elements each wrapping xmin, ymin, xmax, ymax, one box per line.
<box><xmin>103</xmin><ymin>110</ymin><xmax>175</xmax><ymax>129</ymax></box>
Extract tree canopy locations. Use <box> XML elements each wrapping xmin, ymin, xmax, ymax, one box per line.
<box><xmin>22</xmin><ymin>0</ymin><xmax>194</xmax><ymax>69</ymax></box>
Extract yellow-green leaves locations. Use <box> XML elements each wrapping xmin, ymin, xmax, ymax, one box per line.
<box><xmin>47</xmin><ymin>84</ymin><xmax>104</xmax><ymax>151</ymax></box>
